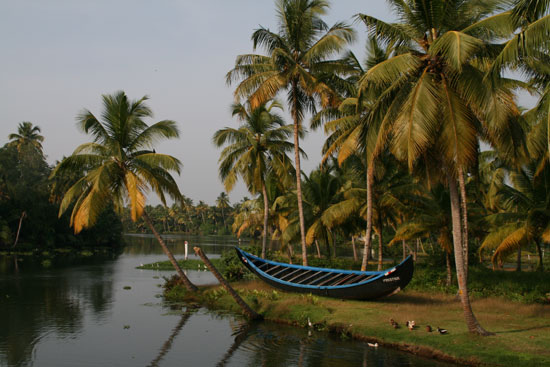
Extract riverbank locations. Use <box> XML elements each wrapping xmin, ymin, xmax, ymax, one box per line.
<box><xmin>163</xmin><ymin>279</ymin><xmax>550</xmax><ymax>367</ymax></box>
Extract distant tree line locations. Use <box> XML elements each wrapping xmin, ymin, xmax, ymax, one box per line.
<box><xmin>0</xmin><ymin>122</ymin><xmax>122</xmax><ymax>250</ymax></box>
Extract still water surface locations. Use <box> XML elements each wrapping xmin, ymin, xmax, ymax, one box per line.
<box><xmin>1</xmin><ymin>235</ymin><xmax>453</xmax><ymax>366</ymax></box>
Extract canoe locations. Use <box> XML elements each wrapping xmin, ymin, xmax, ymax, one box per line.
<box><xmin>235</xmin><ymin>247</ymin><xmax>414</xmax><ymax>300</ymax></box>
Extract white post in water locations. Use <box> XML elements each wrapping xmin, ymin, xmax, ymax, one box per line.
<box><xmin>184</xmin><ymin>240</ymin><xmax>188</xmax><ymax>260</ymax></box>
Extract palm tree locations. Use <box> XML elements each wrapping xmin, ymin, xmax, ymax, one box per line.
<box><xmin>480</xmin><ymin>160</ymin><xmax>550</xmax><ymax>271</ymax></box>
<box><xmin>226</xmin><ymin>0</ymin><xmax>355</xmax><ymax>265</ymax></box>
<box><xmin>8</xmin><ymin>121</ymin><xmax>44</xmax><ymax>156</ymax></box>
<box><xmin>216</xmin><ymin>192</ymin><xmax>231</xmax><ymax>228</ymax></box>
<box><xmin>51</xmin><ymin>91</ymin><xmax>197</xmax><ymax>291</ymax></box>
<box><xmin>213</xmin><ymin>101</ymin><xmax>296</xmax><ymax>258</ymax></box>
<box><xmin>355</xmin><ymin>0</ymin><xmax>521</xmax><ymax>335</ymax></box>
<box><xmin>313</xmin><ymin>37</ymin><xmax>395</xmax><ymax>270</ymax></box>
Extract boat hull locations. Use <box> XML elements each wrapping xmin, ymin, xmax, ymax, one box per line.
<box><xmin>235</xmin><ymin>247</ymin><xmax>414</xmax><ymax>300</ymax></box>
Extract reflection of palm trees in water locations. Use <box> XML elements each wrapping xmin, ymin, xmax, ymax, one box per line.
<box><xmin>216</xmin><ymin>321</ymin><xmax>253</xmax><ymax>367</ymax></box>
<box><xmin>147</xmin><ymin>308</ymin><xmax>196</xmax><ymax>367</ymax></box>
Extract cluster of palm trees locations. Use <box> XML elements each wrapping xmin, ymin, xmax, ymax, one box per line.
<box><xmin>48</xmin><ymin>0</ymin><xmax>550</xmax><ymax>336</ymax></box>
<box><xmin>215</xmin><ymin>0</ymin><xmax>550</xmax><ymax>335</ymax></box>
<box><xmin>121</xmin><ymin>193</ymin><xmax>233</xmax><ymax>235</ymax></box>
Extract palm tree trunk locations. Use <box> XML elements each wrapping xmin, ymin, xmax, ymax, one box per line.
<box><xmin>291</xmin><ymin>82</ymin><xmax>308</xmax><ymax>266</ymax></box>
<box><xmin>12</xmin><ymin>211</ymin><xmax>26</xmax><ymax>248</ymax></box>
<box><xmin>314</xmin><ymin>240</ymin><xmax>321</xmax><ymax>258</ymax></box>
<box><xmin>535</xmin><ymin>239</ymin><xmax>544</xmax><ymax>271</ymax></box>
<box><xmin>458</xmin><ymin>167</ymin><xmax>469</xmax><ymax>279</ymax></box>
<box><xmin>193</xmin><ymin>247</ymin><xmax>261</xmax><ymax>320</ymax></box>
<box><xmin>402</xmin><ymin>240</ymin><xmax>407</xmax><ymax>261</ymax></box>
<box><xmin>261</xmin><ymin>183</ymin><xmax>269</xmax><ymax>259</ymax></box>
<box><xmin>516</xmin><ymin>246</ymin><xmax>522</xmax><ymax>272</ymax></box>
<box><xmin>377</xmin><ymin>216</ymin><xmax>383</xmax><ymax>271</ymax></box>
<box><xmin>142</xmin><ymin>211</ymin><xmax>197</xmax><ymax>292</ymax></box>
<box><xmin>352</xmin><ymin>236</ymin><xmax>358</xmax><ymax>262</ymax></box>
<box><xmin>361</xmin><ymin>164</ymin><xmax>374</xmax><ymax>271</ymax></box>
<box><xmin>446</xmin><ymin>252</ymin><xmax>452</xmax><ymax>286</ymax></box>
<box><xmin>448</xmin><ymin>172</ymin><xmax>492</xmax><ymax>335</ymax></box>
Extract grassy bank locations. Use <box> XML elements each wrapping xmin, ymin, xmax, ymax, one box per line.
<box><xmin>136</xmin><ymin>258</ymin><xmax>222</xmax><ymax>270</ymax></box>
<box><xmin>163</xmin><ymin>279</ymin><xmax>550</xmax><ymax>367</ymax></box>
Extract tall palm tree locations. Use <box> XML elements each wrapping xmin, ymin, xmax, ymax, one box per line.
<box><xmin>213</xmin><ymin>101</ymin><xmax>296</xmax><ymax>258</ymax></box>
<box><xmin>313</xmin><ymin>37</ymin><xmax>395</xmax><ymax>270</ymax></box>
<box><xmin>8</xmin><ymin>121</ymin><xmax>44</xmax><ymax>156</ymax></box>
<box><xmin>51</xmin><ymin>91</ymin><xmax>197</xmax><ymax>291</ymax></box>
<box><xmin>216</xmin><ymin>192</ymin><xmax>231</xmax><ymax>228</ymax></box>
<box><xmin>226</xmin><ymin>0</ymin><xmax>355</xmax><ymax>265</ymax></box>
<box><xmin>355</xmin><ymin>0</ymin><xmax>521</xmax><ymax>335</ymax></box>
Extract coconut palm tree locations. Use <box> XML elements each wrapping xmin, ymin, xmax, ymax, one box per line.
<box><xmin>480</xmin><ymin>159</ymin><xmax>550</xmax><ymax>271</ymax></box>
<box><xmin>51</xmin><ymin>91</ymin><xmax>197</xmax><ymax>291</ymax></box>
<box><xmin>8</xmin><ymin>121</ymin><xmax>44</xmax><ymax>156</ymax></box>
<box><xmin>355</xmin><ymin>0</ymin><xmax>523</xmax><ymax>335</ymax></box>
<box><xmin>213</xmin><ymin>101</ymin><xmax>296</xmax><ymax>258</ymax></box>
<box><xmin>313</xmin><ymin>37</ymin><xmax>395</xmax><ymax>270</ymax></box>
<box><xmin>216</xmin><ymin>192</ymin><xmax>231</xmax><ymax>228</ymax></box>
<box><xmin>226</xmin><ymin>0</ymin><xmax>355</xmax><ymax>265</ymax></box>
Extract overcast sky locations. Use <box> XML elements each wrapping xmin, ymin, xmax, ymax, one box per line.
<box><xmin>1</xmin><ymin>1</ymin><xmax>393</xmax><ymax>206</ymax></box>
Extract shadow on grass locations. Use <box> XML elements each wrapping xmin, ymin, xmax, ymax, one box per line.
<box><xmin>494</xmin><ymin>324</ymin><xmax>550</xmax><ymax>334</ymax></box>
<box><xmin>378</xmin><ymin>293</ymin><xmax>450</xmax><ymax>306</ymax></box>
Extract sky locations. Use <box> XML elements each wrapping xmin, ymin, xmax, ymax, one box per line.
<box><xmin>0</xmin><ymin>1</ymin><xmax>393</xmax><ymax>206</ymax></box>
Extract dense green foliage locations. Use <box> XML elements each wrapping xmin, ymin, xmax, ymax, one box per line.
<box><xmin>0</xmin><ymin>123</ymin><xmax>122</xmax><ymax>251</ymax></box>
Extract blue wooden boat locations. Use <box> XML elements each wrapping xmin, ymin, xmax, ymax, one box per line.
<box><xmin>235</xmin><ymin>247</ymin><xmax>414</xmax><ymax>300</ymax></box>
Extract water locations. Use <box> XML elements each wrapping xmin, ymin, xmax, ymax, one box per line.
<box><xmin>0</xmin><ymin>235</ymin><xmax>452</xmax><ymax>366</ymax></box>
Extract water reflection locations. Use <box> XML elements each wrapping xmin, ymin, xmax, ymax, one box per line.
<box><xmin>0</xmin><ymin>236</ymin><xmax>451</xmax><ymax>367</ymax></box>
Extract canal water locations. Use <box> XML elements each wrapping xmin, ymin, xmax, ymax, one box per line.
<box><xmin>0</xmin><ymin>235</ymin><xmax>453</xmax><ymax>366</ymax></box>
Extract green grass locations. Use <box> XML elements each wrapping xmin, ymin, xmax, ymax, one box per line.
<box><xmin>164</xmin><ymin>280</ymin><xmax>550</xmax><ymax>367</ymax></box>
<box><xmin>136</xmin><ymin>258</ymin><xmax>222</xmax><ymax>270</ymax></box>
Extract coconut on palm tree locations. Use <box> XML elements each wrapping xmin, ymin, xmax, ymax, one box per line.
<box><xmin>226</xmin><ymin>0</ymin><xmax>355</xmax><ymax>265</ymax></box>
<box><xmin>213</xmin><ymin>100</ymin><xmax>296</xmax><ymax>258</ymax></box>
<box><xmin>51</xmin><ymin>91</ymin><xmax>197</xmax><ymax>291</ymax></box>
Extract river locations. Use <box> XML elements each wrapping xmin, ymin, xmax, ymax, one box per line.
<box><xmin>0</xmin><ymin>235</ymin><xmax>454</xmax><ymax>366</ymax></box>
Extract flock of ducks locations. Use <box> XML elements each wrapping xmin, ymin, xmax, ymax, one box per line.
<box><xmin>390</xmin><ymin>319</ymin><xmax>448</xmax><ymax>334</ymax></box>
<box><xmin>365</xmin><ymin>319</ymin><xmax>448</xmax><ymax>349</ymax></box>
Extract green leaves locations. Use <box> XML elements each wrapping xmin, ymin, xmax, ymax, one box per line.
<box><xmin>52</xmin><ymin>91</ymin><xmax>182</xmax><ymax>233</ymax></box>
<box><xmin>430</xmin><ymin>31</ymin><xmax>484</xmax><ymax>72</ymax></box>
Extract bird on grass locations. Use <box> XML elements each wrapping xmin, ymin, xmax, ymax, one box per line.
<box><xmin>389</xmin><ymin>319</ymin><xmax>398</xmax><ymax>329</ymax></box>
<box><xmin>426</xmin><ymin>325</ymin><xmax>432</xmax><ymax>332</ymax></box>
<box><xmin>367</xmin><ymin>342</ymin><xmax>378</xmax><ymax>348</ymax></box>
<box><xmin>406</xmin><ymin>321</ymin><xmax>416</xmax><ymax>331</ymax></box>
<box><xmin>437</xmin><ymin>327</ymin><xmax>448</xmax><ymax>334</ymax></box>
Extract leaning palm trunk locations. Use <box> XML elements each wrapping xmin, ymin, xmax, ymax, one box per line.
<box><xmin>12</xmin><ymin>211</ymin><xmax>26</xmax><ymax>248</ymax></box>
<box><xmin>261</xmin><ymin>183</ymin><xmax>269</xmax><ymax>259</ymax></box>
<box><xmin>142</xmin><ymin>211</ymin><xmax>197</xmax><ymax>292</ymax></box>
<box><xmin>194</xmin><ymin>247</ymin><xmax>261</xmax><ymax>320</ymax></box>
<box><xmin>448</xmin><ymin>173</ymin><xmax>492</xmax><ymax>335</ymax></box>
<box><xmin>361</xmin><ymin>165</ymin><xmax>374</xmax><ymax>271</ymax></box>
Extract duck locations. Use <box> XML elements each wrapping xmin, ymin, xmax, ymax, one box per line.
<box><xmin>426</xmin><ymin>325</ymin><xmax>432</xmax><ymax>332</ymax></box>
<box><xmin>307</xmin><ymin>317</ymin><xmax>313</xmax><ymax>328</ymax></box>
<box><xmin>389</xmin><ymin>318</ymin><xmax>398</xmax><ymax>329</ymax></box>
<box><xmin>437</xmin><ymin>327</ymin><xmax>448</xmax><ymax>334</ymax></box>
<box><xmin>406</xmin><ymin>321</ymin><xmax>416</xmax><ymax>331</ymax></box>
<box><xmin>367</xmin><ymin>342</ymin><xmax>379</xmax><ymax>348</ymax></box>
